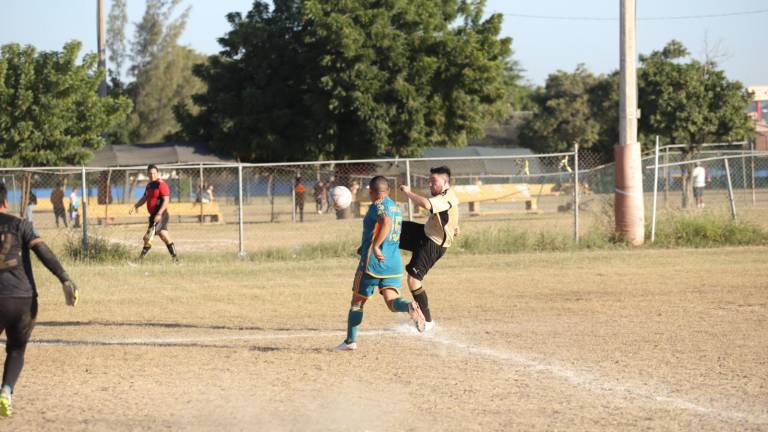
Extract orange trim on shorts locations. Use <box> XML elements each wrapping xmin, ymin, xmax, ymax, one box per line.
<box><xmin>378</xmin><ymin>286</ymin><xmax>400</xmax><ymax>296</ymax></box>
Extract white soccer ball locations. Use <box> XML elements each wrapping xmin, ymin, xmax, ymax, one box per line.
<box><xmin>331</xmin><ymin>186</ymin><xmax>352</xmax><ymax>210</ymax></box>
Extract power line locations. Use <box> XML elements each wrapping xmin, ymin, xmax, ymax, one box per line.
<box><xmin>501</xmin><ymin>9</ymin><xmax>768</xmax><ymax>22</ymax></box>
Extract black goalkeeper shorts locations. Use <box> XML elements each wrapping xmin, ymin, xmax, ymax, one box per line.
<box><xmin>0</xmin><ymin>297</ymin><xmax>37</xmax><ymax>352</ymax></box>
<box><xmin>148</xmin><ymin>212</ymin><xmax>170</xmax><ymax>232</ymax></box>
<box><xmin>401</xmin><ymin>221</ymin><xmax>446</xmax><ymax>281</ymax></box>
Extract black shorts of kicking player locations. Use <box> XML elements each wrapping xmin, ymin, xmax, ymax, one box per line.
<box><xmin>147</xmin><ymin>212</ymin><xmax>170</xmax><ymax>232</ymax></box>
<box><xmin>401</xmin><ymin>221</ymin><xmax>447</xmax><ymax>281</ymax></box>
<box><xmin>0</xmin><ymin>297</ymin><xmax>38</xmax><ymax>352</ymax></box>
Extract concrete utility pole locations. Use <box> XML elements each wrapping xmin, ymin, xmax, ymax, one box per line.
<box><xmin>615</xmin><ymin>0</ymin><xmax>644</xmax><ymax>245</ymax></box>
<box><xmin>97</xmin><ymin>0</ymin><xmax>107</xmax><ymax>97</ymax></box>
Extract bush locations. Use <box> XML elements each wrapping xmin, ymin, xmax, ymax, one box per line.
<box><xmin>64</xmin><ymin>234</ymin><xmax>133</xmax><ymax>263</ymax></box>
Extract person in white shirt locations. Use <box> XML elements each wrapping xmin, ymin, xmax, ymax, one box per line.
<box><xmin>691</xmin><ymin>162</ymin><xmax>708</xmax><ymax>208</ymax></box>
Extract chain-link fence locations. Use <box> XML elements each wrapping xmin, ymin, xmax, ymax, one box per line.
<box><xmin>0</xmin><ymin>151</ymin><xmax>595</xmax><ymax>254</ymax></box>
<box><xmin>1</xmin><ymin>143</ymin><xmax>763</xmax><ymax>254</ymax></box>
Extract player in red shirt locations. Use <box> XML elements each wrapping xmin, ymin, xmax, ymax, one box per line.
<box><xmin>129</xmin><ymin>165</ymin><xmax>178</xmax><ymax>261</ymax></box>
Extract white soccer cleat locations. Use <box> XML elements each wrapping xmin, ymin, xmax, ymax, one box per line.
<box><xmin>334</xmin><ymin>341</ymin><xmax>358</xmax><ymax>351</ymax></box>
<box><xmin>424</xmin><ymin>320</ymin><xmax>436</xmax><ymax>333</ymax></box>
<box><xmin>408</xmin><ymin>302</ymin><xmax>426</xmax><ymax>333</ymax></box>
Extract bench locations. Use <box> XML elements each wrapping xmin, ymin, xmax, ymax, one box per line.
<box><xmin>356</xmin><ymin>183</ymin><xmax>562</xmax><ymax>217</ymax></box>
<box><xmin>85</xmin><ymin>201</ymin><xmax>224</xmax><ymax>224</ymax></box>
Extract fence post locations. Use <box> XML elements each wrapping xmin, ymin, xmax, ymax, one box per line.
<box><xmin>405</xmin><ymin>159</ymin><xmax>413</xmax><ymax>221</ymax></box>
<box><xmin>662</xmin><ymin>139</ymin><xmax>669</xmax><ymax>206</ymax></box>
<box><xmin>198</xmin><ymin>163</ymin><xmax>204</xmax><ymax>224</ymax></box>
<box><xmin>10</xmin><ymin>175</ymin><xmax>17</xmax><ymax>213</ymax></box>
<box><xmin>741</xmin><ymin>144</ymin><xmax>748</xmax><ymax>203</ymax></box>
<box><xmin>573</xmin><ymin>144</ymin><xmax>579</xmax><ymax>244</ymax></box>
<box><xmin>81</xmin><ymin>166</ymin><xmax>89</xmax><ymax>252</ymax></box>
<box><xmin>651</xmin><ymin>136</ymin><xmax>660</xmax><ymax>243</ymax></box>
<box><xmin>724</xmin><ymin>158</ymin><xmax>736</xmax><ymax>220</ymax></box>
<box><xmin>238</xmin><ymin>164</ymin><xmax>246</xmax><ymax>258</ymax></box>
<box><xmin>291</xmin><ymin>170</ymin><xmax>296</xmax><ymax>223</ymax></box>
<box><xmin>751</xmin><ymin>141</ymin><xmax>756</xmax><ymax>205</ymax></box>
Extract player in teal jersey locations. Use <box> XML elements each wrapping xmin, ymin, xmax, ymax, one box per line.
<box><xmin>335</xmin><ymin>176</ymin><xmax>425</xmax><ymax>351</ymax></box>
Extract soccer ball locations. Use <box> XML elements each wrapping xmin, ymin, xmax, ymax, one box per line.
<box><xmin>331</xmin><ymin>186</ymin><xmax>352</xmax><ymax>210</ymax></box>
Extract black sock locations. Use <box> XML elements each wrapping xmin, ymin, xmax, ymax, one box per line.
<box><xmin>139</xmin><ymin>245</ymin><xmax>151</xmax><ymax>259</ymax></box>
<box><xmin>166</xmin><ymin>242</ymin><xmax>177</xmax><ymax>257</ymax></box>
<box><xmin>411</xmin><ymin>287</ymin><xmax>432</xmax><ymax>322</ymax></box>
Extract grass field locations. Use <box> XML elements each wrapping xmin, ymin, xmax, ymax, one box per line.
<box><xmin>1</xmin><ymin>229</ymin><xmax>766</xmax><ymax>431</ymax></box>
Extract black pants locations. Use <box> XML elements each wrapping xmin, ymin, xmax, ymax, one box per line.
<box><xmin>0</xmin><ymin>297</ymin><xmax>37</xmax><ymax>389</ymax></box>
<box><xmin>53</xmin><ymin>207</ymin><xmax>68</xmax><ymax>227</ymax></box>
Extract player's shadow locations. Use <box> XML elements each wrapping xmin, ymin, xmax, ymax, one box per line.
<box><xmin>37</xmin><ymin>320</ymin><xmax>324</xmax><ymax>332</ymax></box>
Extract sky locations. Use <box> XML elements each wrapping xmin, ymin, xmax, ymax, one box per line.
<box><xmin>0</xmin><ymin>0</ymin><xmax>764</xmax><ymax>87</ymax></box>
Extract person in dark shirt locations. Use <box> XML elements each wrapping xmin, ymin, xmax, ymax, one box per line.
<box><xmin>0</xmin><ymin>183</ymin><xmax>79</xmax><ymax>417</ymax></box>
<box><xmin>50</xmin><ymin>183</ymin><xmax>68</xmax><ymax>228</ymax></box>
<box><xmin>129</xmin><ymin>165</ymin><xmax>178</xmax><ymax>262</ymax></box>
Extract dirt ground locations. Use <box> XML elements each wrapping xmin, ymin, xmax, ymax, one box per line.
<box><xmin>0</xmin><ymin>245</ymin><xmax>766</xmax><ymax>431</ymax></box>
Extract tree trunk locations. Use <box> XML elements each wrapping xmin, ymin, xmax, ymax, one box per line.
<box><xmin>19</xmin><ymin>172</ymin><xmax>32</xmax><ymax>219</ymax></box>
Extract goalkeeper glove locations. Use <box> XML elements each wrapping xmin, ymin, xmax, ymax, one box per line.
<box><xmin>62</xmin><ymin>280</ymin><xmax>79</xmax><ymax>307</ymax></box>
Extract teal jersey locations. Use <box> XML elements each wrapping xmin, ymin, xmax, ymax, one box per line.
<box><xmin>359</xmin><ymin>196</ymin><xmax>403</xmax><ymax>278</ymax></box>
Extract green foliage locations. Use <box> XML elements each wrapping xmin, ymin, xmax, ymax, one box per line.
<box><xmin>0</xmin><ymin>41</ymin><xmax>132</xmax><ymax>166</ymax></box>
<box><xmin>107</xmin><ymin>0</ymin><xmax>206</xmax><ymax>144</ymax></box>
<box><xmin>63</xmin><ymin>234</ymin><xmax>133</xmax><ymax>263</ymax></box>
<box><xmin>518</xmin><ymin>65</ymin><xmax>610</xmax><ymax>154</ymax></box>
<box><xmin>638</xmin><ymin>40</ymin><xmax>754</xmax><ymax>151</ymax></box>
<box><xmin>649</xmin><ymin>212</ymin><xmax>768</xmax><ymax>248</ymax></box>
<box><xmin>176</xmin><ymin>0</ymin><xmax>513</xmax><ymax>161</ymax></box>
<box><xmin>107</xmin><ymin>0</ymin><xmax>128</xmax><ymax>83</ymax></box>
<box><xmin>520</xmin><ymin>40</ymin><xmax>753</xmax><ymax>160</ymax></box>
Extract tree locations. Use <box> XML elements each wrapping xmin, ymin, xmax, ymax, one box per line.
<box><xmin>176</xmin><ymin>0</ymin><xmax>513</xmax><ymax>162</ymax></box>
<box><xmin>131</xmin><ymin>45</ymin><xmax>206</xmax><ymax>143</ymax></box>
<box><xmin>518</xmin><ymin>65</ymin><xmax>605</xmax><ymax>154</ymax></box>
<box><xmin>638</xmin><ymin>40</ymin><xmax>754</xmax><ymax>207</ymax></box>
<box><xmin>0</xmin><ymin>41</ymin><xmax>131</xmax><ymax>166</ymax></box>
<box><xmin>107</xmin><ymin>0</ymin><xmax>128</xmax><ymax>85</ymax></box>
<box><xmin>107</xmin><ymin>0</ymin><xmax>206</xmax><ymax>143</ymax></box>
<box><xmin>519</xmin><ymin>40</ymin><xmax>753</xmax><ymax>172</ymax></box>
<box><xmin>0</xmin><ymin>41</ymin><xmax>132</xmax><ymax>215</ymax></box>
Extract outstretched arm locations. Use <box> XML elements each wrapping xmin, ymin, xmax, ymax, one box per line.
<box><xmin>30</xmin><ymin>241</ymin><xmax>78</xmax><ymax>306</ymax></box>
<box><xmin>30</xmin><ymin>241</ymin><xmax>69</xmax><ymax>283</ymax></box>
<box><xmin>399</xmin><ymin>185</ymin><xmax>431</xmax><ymax>211</ymax></box>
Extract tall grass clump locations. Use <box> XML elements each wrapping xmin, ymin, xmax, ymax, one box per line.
<box><xmin>63</xmin><ymin>234</ymin><xmax>133</xmax><ymax>263</ymax></box>
<box><xmin>650</xmin><ymin>212</ymin><xmax>768</xmax><ymax>248</ymax></box>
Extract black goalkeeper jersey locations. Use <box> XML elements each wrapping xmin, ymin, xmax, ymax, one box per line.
<box><xmin>0</xmin><ymin>212</ymin><xmax>40</xmax><ymax>298</ymax></box>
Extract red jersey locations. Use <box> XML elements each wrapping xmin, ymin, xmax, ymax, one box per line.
<box><xmin>144</xmin><ymin>179</ymin><xmax>170</xmax><ymax>215</ymax></box>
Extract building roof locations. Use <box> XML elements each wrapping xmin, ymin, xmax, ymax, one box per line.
<box><xmin>88</xmin><ymin>142</ymin><xmax>233</xmax><ymax>167</ymax></box>
<box><xmin>410</xmin><ymin>146</ymin><xmax>542</xmax><ymax>177</ymax></box>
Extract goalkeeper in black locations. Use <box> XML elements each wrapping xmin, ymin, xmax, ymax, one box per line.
<box><xmin>0</xmin><ymin>183</ymin><xmax>79</xmax><ymax>417</ymax></box>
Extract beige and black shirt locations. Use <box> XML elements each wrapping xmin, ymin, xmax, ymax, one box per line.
<box><xmin>425</xmin><ymin>188</ymin><xmax>460</xmax><ymax>248</ymax></box>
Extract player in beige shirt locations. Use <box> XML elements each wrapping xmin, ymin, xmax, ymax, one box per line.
<box><xmin>399</xmin><ymin>166</ymin><xmax>460</xmax><ymax>331</ymax></box>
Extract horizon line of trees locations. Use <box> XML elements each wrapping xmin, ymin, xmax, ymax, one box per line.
<box><xmin>0</xmin><ymin>0</ymin><xmax>756</xmax><ymax>171</ymax></box>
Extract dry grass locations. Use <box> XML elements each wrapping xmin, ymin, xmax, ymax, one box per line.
<box><xmin>2</xmin><ymin>245</ymin><xmax>766</xmax><ymax>431</ymax></box>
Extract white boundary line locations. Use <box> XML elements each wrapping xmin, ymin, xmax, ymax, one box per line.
<box><xmin>5</xmin><ymin>327</ymin><xmax>766</xmax><ymax>425</ymax></box>
<box><xmin>423</xmin><ymin>332</ymin><xmax>767</xmax><ymax>425</ymax></box>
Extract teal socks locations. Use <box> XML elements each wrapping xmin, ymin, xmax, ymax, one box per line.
<box><xmin>345</xmin><ymin>306</ymin><xmax>364</xmax><ymax>344</ymax></box>
<box><xmin>391</xmin><ymin>297</ymin><xmax>411</xmax><ymax>313</ymax></box>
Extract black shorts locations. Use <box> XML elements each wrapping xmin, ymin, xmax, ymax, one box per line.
<box><xmin>401</xmin><ymin>222</ymin><xmax>447</xmax><ymax>281</ymax></box>
<box><xmin>0</xmin><ymin>297</ymin><xmax>37</xmax><ymax>351</ymax></box>
<box><xmin>693</xmin><ymin>186</ymin><xmax>704</xmax><ymax>199</ymax></box>
<box><xmin>148</xmin><ymin>212</ymin><xmax>170</xmax><ymax>232</ymax></box>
